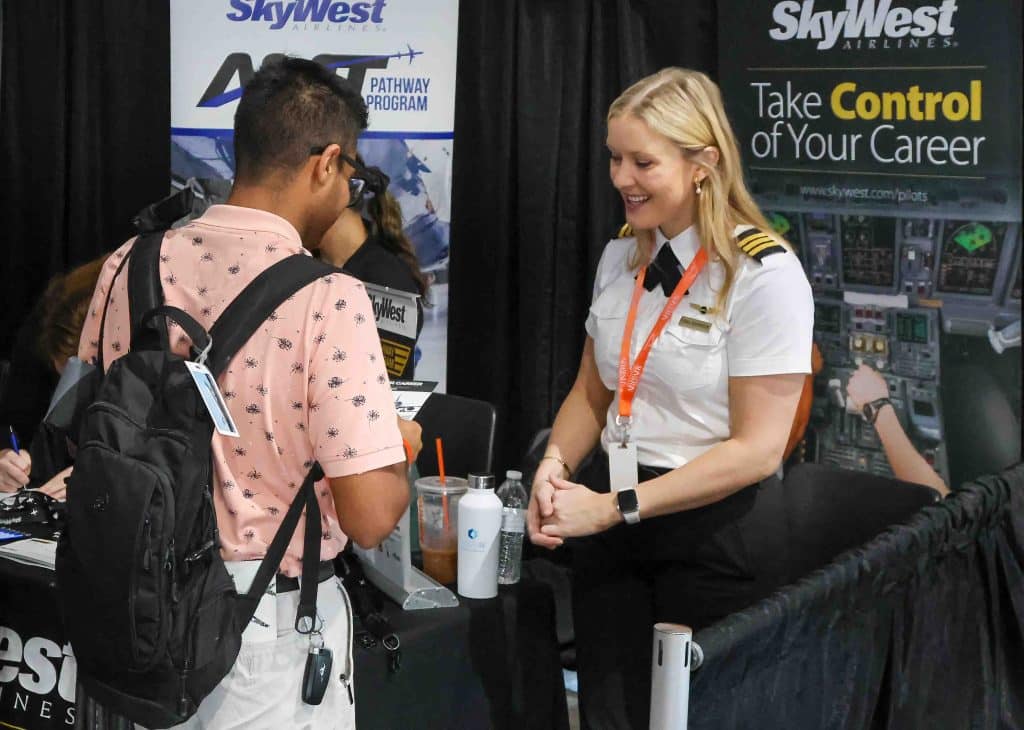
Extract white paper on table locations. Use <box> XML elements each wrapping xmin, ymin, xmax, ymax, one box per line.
<box><xmin>0</xmin><ymin>538</ymin><xmax>57</xmax><ymax>569</ymax></box>
<box><xmin>391</xmin><ymin>380</ymin><xmax>438</xmax><ymax>420</ymax></box>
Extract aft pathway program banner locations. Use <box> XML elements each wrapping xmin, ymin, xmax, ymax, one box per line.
<box><xmin>718</xmin><ymin>0</ymin><xmax>1022</xmax><ymax>220</ymax></box>
<box><xmin>170</xmin><ymin>0</ymin><xmax>458</xmax><ymax>387</ymax></box>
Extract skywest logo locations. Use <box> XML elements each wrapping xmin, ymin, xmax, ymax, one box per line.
<box><xmin>769</xmin><ymin>0</ymin><xmax>958</xmax><ymax>50</ymax></box>
<box><xmin>372</xmin><ymin>295</ymin><xmax>408</xmax><ymax>325</ymax></box>
<box><xmin>0</xmin><ymin>627</ymin><xmax>77</xmax><ymax>726</ymax></box>
<box><xmin>226</xmin><ymin>0</ymin><xmax>387</xmax><ymax>30</ymax></box>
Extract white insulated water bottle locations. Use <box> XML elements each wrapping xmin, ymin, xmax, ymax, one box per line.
<box><xmin>457</xmin><ymin>473</ymin><xmax>502</xmax><ymax>598</ymax></box>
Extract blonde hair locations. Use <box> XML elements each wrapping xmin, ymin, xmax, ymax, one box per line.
<box><xmin>608</xmin><ymin>68</ymin><xmax>780</xmax><ymax>311</ymax></box>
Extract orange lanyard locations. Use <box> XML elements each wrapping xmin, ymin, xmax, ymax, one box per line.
<box><xmin>617</xmin><ymin>247</ymin><xmax>708</xmax><ymax>426</ymax></box>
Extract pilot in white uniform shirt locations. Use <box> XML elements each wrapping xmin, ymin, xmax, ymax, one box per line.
<box><xmin>585</xmin><ymin>224</ymin><xmax>814</xmax><ymax>469</ymax></box>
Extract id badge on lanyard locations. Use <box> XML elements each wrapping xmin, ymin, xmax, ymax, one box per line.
<box><xmin>608</xmin><ymin>428</ymin><xmax>639</xmax><ymax>492</ymax></box>
<box><xmin>612</xmin><ymin>247</ymin><xmax>707</xmax><ymax>492</ymax></box>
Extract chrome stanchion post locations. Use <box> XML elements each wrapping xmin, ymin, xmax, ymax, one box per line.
<box><xmin>650</xmin><ymin>622</ymin><xmax>700</xmax><ymax>730</ymax></box>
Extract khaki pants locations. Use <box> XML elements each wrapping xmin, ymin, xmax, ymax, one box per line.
<box><xmin>158</xmin><ymin>564</ymin><xmax>356</xmax><ymax>730</ymax></box>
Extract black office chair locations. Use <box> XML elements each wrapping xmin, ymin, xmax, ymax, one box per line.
<box><xmin>781</xmin><ymin>463</ymin><xmax>941</xmax><ymax>585</ymax></box>
<box><xmin>413</xmin><ymin>392</ymin><xmax>496</xmax><ymax>478</ymax></box>
<box><xmin>941</xmin><ymin>360</ymin><xmax>1022</xmax><ymax>488</ymax></box>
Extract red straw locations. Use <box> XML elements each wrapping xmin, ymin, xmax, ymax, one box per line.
<box><xmin>436</xmin><ymin>437</ymin><xmax>446</xmax><ymax>484</ymax></box>
<box><xmin>436</xmin><ymin>438</ymin><xmax>449</xmax><ymax>529</ymax></box>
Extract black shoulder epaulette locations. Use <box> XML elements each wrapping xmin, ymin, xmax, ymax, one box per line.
<box><xmin>614</xmin><ymin>222</ymin><xmax>634</xmax><ymax>239</ymax></box>
<box><xmin>736</xmin><ymin>227</ymin><xmax>787</xmax><ymax>263</ymax></box>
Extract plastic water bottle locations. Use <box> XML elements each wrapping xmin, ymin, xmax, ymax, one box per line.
<box><xmin>496</xmin><ymin>470</ymin><xmax>528</xmax><ymax>585</ymax></box>
<box><xmin>457</xmin><ymin>473</ymin><xmax>502</xmax><ymax>598</ymax></box>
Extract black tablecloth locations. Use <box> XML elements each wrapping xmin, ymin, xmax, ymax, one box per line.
<box><xmin>0</xmin><ymin>550</ymin><xmax>568</xmax><ymax>730</ymax></box>
<box><xmin>0</xmin><ymin>551</ymin><xmax>75</xmax><ymax>729</ymax></box>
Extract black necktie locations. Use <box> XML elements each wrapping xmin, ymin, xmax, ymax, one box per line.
<box><xmin>641</xmin><ymin>244</ymin><xmax>686</xmax><ymax>297</ymax></box>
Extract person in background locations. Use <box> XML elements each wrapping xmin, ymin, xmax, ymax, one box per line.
<box><xmin>318</xmin><ymin>153</ymin><xmax>428</xmax><ymax>380</ymax></box>
<box><xmin>845</xmin><ymin>363</ymin><xmax>949</xmax><ymax>496</ymax></box>
<box><xmin>527</xmin><ymin>68</ymin><xmax>813</xmax><ymax>728</ymax></box>
<box><xmin>0</xmin><ymin>254</ymin><xmax>108</xmax><ymax>493</ymax></box>
<box><xmin>77</xmin><ymin>57</ymin><xmax>410</xmax><ymax>728</ymax></box>
<box><xmin>0</xmin><ymin>436</ymin><xmax>30</xmax><ymax>493</ymax></box>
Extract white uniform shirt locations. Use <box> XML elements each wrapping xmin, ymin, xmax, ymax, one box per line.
<box><xmin>585</xmin><ymin>225</ymin><xmax>814</xmax><ymax>469</ymax></box>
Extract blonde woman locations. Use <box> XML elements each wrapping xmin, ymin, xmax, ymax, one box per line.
<box><xmin>526</xmin><ymin>68</ymin><xmax>813</xmax><ymax>728</ymax></box>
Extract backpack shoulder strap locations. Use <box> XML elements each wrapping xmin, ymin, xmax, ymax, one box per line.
<box><xmin>96</xmin><ymin>251</ymin><xmax>133</xmax><ymax>374</ymax></box>
<box><xmin>206</xmin><ymin>255</ymin><xmax>335</xmax><ymax>379</ymax></box>
<box><xmin>207</xmin><ymin>256</ymin><xmax>333</xmax><ymax>626</ymax></box>
<box><xmin>126</xmin><ymin>230</ymin><xmax>169</xmax><ymax>348</ymax></box>
<box><xmin>236</xmin><ymin>463</ymin><xmax>324</xmax><ymax>625</ymax></box>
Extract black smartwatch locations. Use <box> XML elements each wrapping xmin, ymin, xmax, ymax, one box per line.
<box><xmin>615</xmin><ymin>488</ymin><xmax>641</xmax><ymax>525</ymax></box>
<box><xmin>862</xmin><ymin>397</ymin><xmax>893</xmax><ymax>425</ymax></box>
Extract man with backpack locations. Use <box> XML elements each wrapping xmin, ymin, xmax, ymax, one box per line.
<box><xmin>69</xmin><ymin>58</ymin><xmax>411</xmax><ymax>729</ymax></box>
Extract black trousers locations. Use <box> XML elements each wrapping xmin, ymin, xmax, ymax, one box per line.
<box><xmin>570</xmin><ymin>454</ymin><xmax>788</xmax><ymax>730</ymax></box>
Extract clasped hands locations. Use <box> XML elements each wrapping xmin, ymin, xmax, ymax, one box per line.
<box><xmin>527</xmin><ymin>461</ymin><xmax>620</xmax><ymax>549</ymax></box>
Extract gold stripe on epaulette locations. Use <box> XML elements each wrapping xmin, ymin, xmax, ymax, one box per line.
<box><xmin>617</xmin><ymin>223</ymin><xmax>634</xmax><ymax>238</ymax></box>
<box><xmin>739</xmin><ymin>233</ymin><xmax>774</xmax><ymax>251</ymax></box>
<box><xmin>746</xmin><ymin>239</ymin><xmax>780</xmax><ymax>257</ymax></box>
<box><xmin>738</xmin><ymin>230</ymin><xmax>771</xmax><ymax>245</ymax></box>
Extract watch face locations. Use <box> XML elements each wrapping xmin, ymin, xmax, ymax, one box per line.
<box><xmin>617</xmin><ymin>489</ymin><xmax>639</xmax><ymax>514</ymax></box>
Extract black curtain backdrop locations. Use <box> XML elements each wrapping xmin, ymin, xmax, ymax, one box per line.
<box><xmin>0</xmin><ymin>1</ymin><xmax>170</xmax><ymax>357</ymax></box>
<box><xmin>0</xmin><ymin>0</ymin><xmax>719</xmax><ymax>471</ymax></box>
<box><xmin>689</xmin><ymin>465</ymin><xmax>1024</xmax><ymax>730</ymax></box>
<box><xmin>448</xmin><ymin>1</ymin><xmax>717</xmax><ymax>472</ymax></box>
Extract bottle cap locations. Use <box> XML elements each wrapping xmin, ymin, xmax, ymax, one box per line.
<box><xmin>505</xmin><ymin>470</ymin><xmax>523</xmax><ymax>480</ymax></box>
<box><xmin>468</xmin><ymin>473</ymin><xmax>495</xmax><ymax>490</ymax></box>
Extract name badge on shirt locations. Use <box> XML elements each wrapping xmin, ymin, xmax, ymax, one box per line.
<box><xmin>608</xmin><ymin>440</ymin><xmax>639</xmax><ymax>492</ymax></box>
<box><xmin>678</xmin><ymin>315</ymin><xmax>712</xmax><ymax>332</ymax></box>
<box><xmin>184</xmin><ymin>361</ymin><xmax>240</xmax><ymax>438</ymax></box>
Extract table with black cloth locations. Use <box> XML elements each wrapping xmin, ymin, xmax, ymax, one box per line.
<box><xmin>354</xmin><ymin>575</ymin><xmax>569</xmax><ymax>730</ymax></box>
<box><xmin>0</xmin><ymin>548</ymin><xmax>568</xmax><ymax>730</ymax></box>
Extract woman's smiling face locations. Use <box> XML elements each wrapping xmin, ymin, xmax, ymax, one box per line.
<box><xmin>607</xmin><ymin>114</ymin><xmax>703</xmax><ymax>240</ymax></box>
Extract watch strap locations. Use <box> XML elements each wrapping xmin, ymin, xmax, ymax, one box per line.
<box><xmin>865</xmin><ymin>397</ymin><xmax>893</xmax><ymax>424</ymax></box>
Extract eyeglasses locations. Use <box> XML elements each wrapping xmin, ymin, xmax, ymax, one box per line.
<box><xmin>310</xmin><ymin>146</ymin><xmax>369</xmax><ymax>209</ymax></box>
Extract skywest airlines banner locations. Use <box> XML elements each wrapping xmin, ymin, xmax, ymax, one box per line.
<box><xmin>715</xmin><ymin>0</ymin><xmax>1022</xmax><ymax>489</ymax></box>
<box><xmin>170</xmin><ymin>0</ymin><xmax>458</xmax><ymax>386</ymax></box>
<box><xmin>718</xmin><ymin>0</ymin><xmax>1022</xmax><ymax>219</ymax></box>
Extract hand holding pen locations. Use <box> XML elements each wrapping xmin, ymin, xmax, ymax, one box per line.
<box><xmin>1</xmin><ymin>427</ymin><xmax>32</xmax><ymax>492</ymax></box>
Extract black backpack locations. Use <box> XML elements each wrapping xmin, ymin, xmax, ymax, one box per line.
<box><xmin>55</xmin><ymin>232</ymin><xmax>336</xmax><ymax>728</ymax></box>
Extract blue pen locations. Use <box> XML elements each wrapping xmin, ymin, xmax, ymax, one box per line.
<box><xmin>8</xmin><ymin>426</ymin><xmax>20</xmax><ymax>454</ymax></box>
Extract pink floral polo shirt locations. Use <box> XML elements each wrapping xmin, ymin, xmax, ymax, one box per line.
<box><xmin>78</xmin><ymin>205</ymin><xmax>404</xmax><ymax>576</ymax></box>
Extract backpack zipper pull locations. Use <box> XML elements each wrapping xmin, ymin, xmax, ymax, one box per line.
<box><xmin>178</xmin><ymin>670</ymin><xmax>191</xmax><ymax>717</ymax></box>
<box><xmin>166</xmin><ymin>545</ymin><xmax>179</xmax><ymax>603</ymax></box>
<box><xmin>142</xmin><ymin>519</ymin><xmax>152</xmax><ymax>571</ymax></box>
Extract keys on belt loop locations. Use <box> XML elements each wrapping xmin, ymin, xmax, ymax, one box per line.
<box><xmin>302</xmin><ymin>627</ymin><xmax>333</xmax><ymax>705</ymax></box>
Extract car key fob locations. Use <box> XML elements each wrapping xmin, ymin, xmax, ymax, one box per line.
<box><xmin>302</xmin><ymin>645</ymin><xmax>333</xmax><ymax>705</ymax></box>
